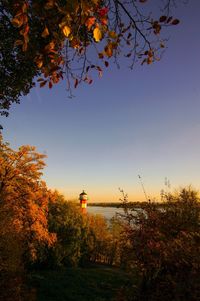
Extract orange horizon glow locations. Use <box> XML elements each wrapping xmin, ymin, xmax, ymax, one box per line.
<box><xmin>48</xmin><ymin>185</ymin><xmax>162</xmax><ymax>203</ymax></box>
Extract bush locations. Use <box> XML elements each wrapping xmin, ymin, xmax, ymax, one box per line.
<box><xmin>120</xmin><ymin>187</ymin><xmax>200</xmax><ymax>301</ymax></box>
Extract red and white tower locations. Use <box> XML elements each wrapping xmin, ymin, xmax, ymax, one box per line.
<box><xmin>79</xmin><ymin>190</ymin><xmax>88</xmax><ymax>213</ymax></box>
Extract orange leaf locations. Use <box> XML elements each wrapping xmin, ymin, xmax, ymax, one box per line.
<box><xmin>40</xmin><ymin>81</ymin><xmax>47</xmax><ymax>87</ymax></box>
<box><xmin>11</xmin><ymin>16</ymin><xmax>24</xmax><ymax>28</ymax></box>
<box><xmin>104</xmin><ymin>43</ymin><xmax>113</xmax><ymax>57</ymax></box>
<box><xmin>100</xmin><ymin>17</ymin><xmax>108</xmax><ymax>26</ymax></box>
<box><xmin>42</xmin><ymin>27</ymin><xmax>49</xmax><ymax>38</ymax></box>
<box><xmin>35</xmin><ymin>59</ymin><xmax>43</xmax><ymax>68</ymax></box>
<box><xmin>108</xmin><ymin>31</ymin><xmax>118</xmax><ymax>39</ymax></box>
<box><xmin>85</xmin><ymin>17</ymin><xmax>96</xmax><ymax>30</ymax></box>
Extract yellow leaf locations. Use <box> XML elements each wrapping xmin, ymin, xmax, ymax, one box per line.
<box><xmin>93</xmin><ymin>27</ymin><xmax>102</xmax><ymax>42</ymax></box>
<box><xmin>62</xmin><ymin>25</ymin><xmax>71</xmax><ymax>37</ymax></box>
<box><xmin>41</xmin><ymin>27</ymin><xmax>49</xmax><ymax>38</ymax></box>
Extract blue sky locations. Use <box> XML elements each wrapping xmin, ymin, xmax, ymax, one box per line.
<box><xmin>2</xmin><ymin>1</ymin><xmax>200</xmax><ymax>202</ymax></box>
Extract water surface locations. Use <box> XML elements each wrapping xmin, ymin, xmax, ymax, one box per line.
<box><xmin>87</xmin><ymin>206</ymin><xmax>124</xmax><ymax>220</ymax></box>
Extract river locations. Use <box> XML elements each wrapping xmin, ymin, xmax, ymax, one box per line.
<box><xmin>87</xmin><ymin>206</ymin><xmax>124</xmax><ymax>220</ymax></box>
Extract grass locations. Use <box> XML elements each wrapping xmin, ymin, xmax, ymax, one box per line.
<box><xmin>29</xmin><ymin>265</ymin><xmax>130</xmax><ymax>301</ymax></box>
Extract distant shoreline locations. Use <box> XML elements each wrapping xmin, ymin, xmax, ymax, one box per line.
<box><xmin>88</xmin><ymin>201</ymin><xmax>164</xmax><ymax>208</ymax></box>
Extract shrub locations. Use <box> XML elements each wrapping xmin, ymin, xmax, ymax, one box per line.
<box><xmin>120</xmin><ymin>187</ymin><xmax>200</xmax><ymax>301</ymax></box>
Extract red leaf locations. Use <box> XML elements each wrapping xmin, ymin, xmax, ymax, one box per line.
<box><xmin>98</xmin><ymin>7</ymin><xmax>109</xmax><ymax>17</ymax></box>
<box><xmin>171</xmin><ymin>19</ymin><xmax>180</xmax><ymax>25</ymax></box>
<box><xmin>159</xmin><ymin>16</ymin><xmax>167</xmax><ymax>22</ymax></box>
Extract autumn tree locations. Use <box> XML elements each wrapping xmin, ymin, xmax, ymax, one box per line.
<box><xmin>0</xmin><ymin>134</ymin><xmax>56</xmax><ymax>299</ymax></box>
<box><xmin>46</xmin><ymin>191</ymin><xmax>85</xmax><ymax>267</ymax></box>
<box><xmin>39</xmin><ymin>190</ymin><xmax>122</xmax><ymax>268</ymax></box>
<box><xmin>45</xmin><ymin>191</ymin><xmax>111</xmax><ymax>267</ymax></box>
<box><xmin>84</xmin><ymin>213</ymin><xmax>111</xmax><ymax>264</ymax></box>
<box><xmin>0</xmin><ymin>0</ymin><xmax>180</xmax><ymax>116</ymax></box>
<box><xmin>84</xmin><ymin>214</ymin><xmax>124</xmax><ymax>266</ymax></box>
<box><xmin>119</xmin><ymin>187</ymin><xmax>200</xmax><ymax>301</ymax></box>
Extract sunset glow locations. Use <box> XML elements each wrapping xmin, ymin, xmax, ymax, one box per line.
<box><xmin>2</xmin><ymin>2</ymin><xmax>200</xmax><ymax>202</ymax></box>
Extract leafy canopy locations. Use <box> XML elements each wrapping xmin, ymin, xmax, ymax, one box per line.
<box><xmin>0</xmin><ymin>134</ymin><xmax>56</xmax><ymax>267</ymax></box>
<box><xmin>0</xmin><ymin>0</ymin><xmax>180</xmax><ymax>116</ymax></box>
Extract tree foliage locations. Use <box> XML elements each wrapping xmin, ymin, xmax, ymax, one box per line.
<box><xmin>43</xmin><ymin>191</ymin><xmax>122</xmax><ymax>268</ymax></box>
<box><xmin>0</xmin><ymin>135</ymin><xmax>56</xmax><ymax>261</ymax></box>
<box><xmin>119</xmin><ymin>188</ymin><xmax>200</xmax><ymax>301</ymax></box>
<box><xmin>2</xmin><ymin>134</ymin><xmax>199</xmax><ymax>300</ymax></box>
<box><xmin>46</xmin><ymin>192</ymin><xmax>85</xmax><ymax>267</ymax></box>
<box><xmin>0</xmin><ymin>0</ymin><xmax>180</xmax><ymax>116</ymax></box>
<box><xmin>0</xmin><ymin>134</ymin><xmax>56</xmax><ymax>299</ymax></box>
<box><xmin>0</xmin><ymin>134</ymin><xmax>121</xmax><ymax>277</ymax></box>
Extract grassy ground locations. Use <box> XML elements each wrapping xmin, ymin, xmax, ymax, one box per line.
<box><xmin>29</xmin><ymin>265</ymin><xmax>130</xmax><ymax>301</ymax></box>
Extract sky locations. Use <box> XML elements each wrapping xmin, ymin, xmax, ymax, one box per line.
<box><xmin>1</xmin><ymin>1</ymin><xmax>200</xmax><ymax>202</ymax></box>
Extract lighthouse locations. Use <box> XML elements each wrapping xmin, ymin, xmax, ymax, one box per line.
<box><xmin>79</xmin><ymin>190</ymin><xmax>88</xmax><ymax>213</ymax></box>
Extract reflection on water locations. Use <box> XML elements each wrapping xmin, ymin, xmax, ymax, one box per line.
<box><xmin>87</xmin><ymin>206</ymin><xmax>124</xmax><ymax>220</ymax></box>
